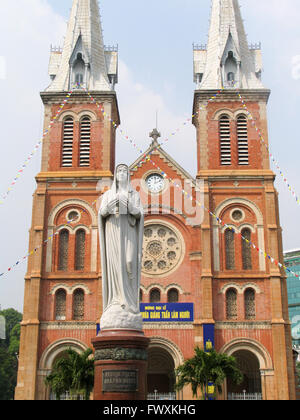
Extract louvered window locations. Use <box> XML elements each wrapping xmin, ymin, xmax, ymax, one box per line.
<box><xmin>62</xmin><ymin>118</ymin><xmax>74</xmax><ymax>167</ymax></box>
<box><xmin>226</xmin><ymin>288</ymin><xmax>238</xmax><ymax>320</ymax></box>
<box><xmin>225</xmin><ymin>229</ymin><xmax>235</xmax><ymax>270</ymax></box>
<box><xmin>73</xmin><ymin>289</ymin><xmax>85</xmax><ymax>320</ymax></box>
<box><xmin>237</xmin><ymin>115</ymin><xmax>249</xmax><ymax>165</ymax></box>
<box><xmin>150</xmin><ymin>288</ymin><xmax>161</xmax><ymax>303</ymax></box>
<box><xmin>242</xmin><ymin>228</ymin><xmax>252</xmax><ymax>270</ymax></box>
<box><xmin>58</xmin><ymin>230</ymin><xmax>69</xmax><ymax>271</ymax></box>
<box><xmin>75</xmin><ymin>229</ymin><xmax>86</xmax><ymax>271</ymax></box>
<box><xmin>55</xmin><ymin>289</ymin><xmax>66</xmax><ymax>321</ymax></box>
<box><xmin>244</xmin><ymin>288</ymin><xmax>256</xmax><ymax>320</ymax></box>
<box><xmin>219</xmin><ymin>115</ymin><xmax>231</xmax><ymax>165</ymax></box>
<box><xmin>79</xmin><ymin>117</ymin><xmax>91</xmax><ymax>167</ymax></box>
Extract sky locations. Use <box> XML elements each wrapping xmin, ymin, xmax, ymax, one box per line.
<box><xmin>0</xmin><ymin>0</ymin><xmax>300</xmax><ymax>312</ymax></box>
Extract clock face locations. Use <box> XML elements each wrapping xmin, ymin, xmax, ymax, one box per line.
<box><xmin>146</xmin><ymin>174</ymin><xmax>164</xmax><ymax>193</ymax></box>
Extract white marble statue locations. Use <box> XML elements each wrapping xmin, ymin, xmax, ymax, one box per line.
<box><xmin>98</xmin><ymin>164</ymin><xmax>144</xmax><ymax>331</ymax></box>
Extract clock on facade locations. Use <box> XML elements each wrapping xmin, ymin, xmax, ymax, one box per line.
<box><xmin>146</xmin><ymin>173</ymin><xmax>164</xmax><ymax>193</ymax></box>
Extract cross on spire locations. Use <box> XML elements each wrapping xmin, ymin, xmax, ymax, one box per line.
<box><xmin>149</xmin><ymin>128</ymin><xmax>161</xmax><ymax>146</ymax></box>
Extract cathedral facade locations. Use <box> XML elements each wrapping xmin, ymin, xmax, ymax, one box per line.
<box><xmin>15</xmin><ymin>0</ymin><xmax>296</xmax><ymax>400</ymax></box>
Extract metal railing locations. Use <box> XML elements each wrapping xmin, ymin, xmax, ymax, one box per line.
<box><xmin>193</xmin><ymin>42</ymin><xmax>261</xmax><ymax>51</ymax></box>
<box><xmin>50</xmin><ymin>391</ymin><xmax>84</xmax><ymax>401</ymax></box>
<box><xmin>147</xmin><ymin>392</ymin><xmax>177</xmax><ymax>401</ymax></box>
<box><xmin>228</xmin><ymin>392</ymin><xmax>262</xmax><ymax>401</ymax></box>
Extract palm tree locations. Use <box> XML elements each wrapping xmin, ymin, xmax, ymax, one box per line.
<box><xmin>175</xmin><ymin>347</ymin><xmax>243</xmax><ymax>400</ymax></box>
<box><xmin>45</xmin><ymin>348</ymin><xmax>94</xmax><ymax>400</ymax></box>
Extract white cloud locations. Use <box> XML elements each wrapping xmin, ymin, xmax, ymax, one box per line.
<box><xmin>115</xmin><ymin>61</ymin><xmax>196</xmax><ymax>175</ymax></box>
<box><xmin>0</xmin><ymin>0</ymin><xmax>66</xmax><ymax>311</ymax></box>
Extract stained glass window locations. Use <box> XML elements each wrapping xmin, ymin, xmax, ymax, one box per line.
<box><xmin>58</xmin><ymin>230</ymin><xmax>69</xmax><ymax>271</ymax></box>
<box><xmin>55</xmin><ymin>289</ymin><xmax>66</xmax><ymax>321</ymax></box>
<box><xmin>245</xmin><ymin>289</ymin><xmax>256</xmax><ymax>320</ymax></box>
<box><xmin>150</xmin><ymin>288</ymin><xmax>161</xmax><ymax>303</ymax></box>
<box><xmin>225</xmin><ymin>229</ymin><xmax>235</xmax><ymax>270</ymax></box>
<box><xmin>75</xmin><ymin>230</ymin><xmax>86</xmax><ymax>271</ymax></box>
<box><xmin>242</xmin><ymin>229</ymin><xmax>252</xmax><ymax>270</ymax></box>
<box><xmin>167</xmin><ymin>288</ymin><xmax>179</xmax><ymax>303</ymax></box>
<box><xmin>226</xmin><ymin>288</ymin><xmax>238</xmax><ymax>320</ymax></box>
<box><xmin>73</xmin><ymin>289</ymin><xmax>84</xmax><ymax>320</ymax></box>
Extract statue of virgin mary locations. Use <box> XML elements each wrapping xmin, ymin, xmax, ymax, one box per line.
<box><xmin>98</xmin><ymin>164</ymin><xmax>144</xmax><ymax>331</ymax></box>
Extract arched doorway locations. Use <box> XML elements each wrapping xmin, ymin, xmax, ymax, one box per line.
<box><xmin>227</xmin><ymin>350</ymin><xmax>262</xmax><ymax>397</ymax></box>
<box><xmin>220</xmin><ymin>338</ymin><xmax>273</xmax><ymax>400</ymax></box>
<box><xmin>147</xmin><ymin>346</ymin><xmax>175</xmax><ymax>395</ymax></box>
<box><xmin>38</xmin><ymin>338</ymin><xmax>88</xmax><ymax>400</ymax></box>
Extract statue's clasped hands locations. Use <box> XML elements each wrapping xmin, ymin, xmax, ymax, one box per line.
<box><xmin>107</xmin><ymin>194</ymin><xmax>129</xmax><ymax>214</ymax></box>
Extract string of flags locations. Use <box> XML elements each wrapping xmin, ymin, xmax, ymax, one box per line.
<box><xmin>84</xmin><ymin>86</ymin><xmax>224</xmax><ymax>156</ymax></box>
<box><xmin>0</xmin><ymin>198</ymin><xmax>99</xmax><ymax>277</ymax></box>
<box><xmin>83</xmin><ymin>88</ymin><xmax>299</xmax><ymax>279</ymax></box>
<box><xmin>235</xmin><ymin>90</ymin><xmax>300</xmax><ymax>206</ymax></box>
<box><xmin>0</xmin><ymin>83</ymin><xmax>299</xmax><ymax>279</ymax></box>
<box><xmin>0</xmin><ymin>87</ymin><xmax>75</xmax><ymax>205</ymax></box>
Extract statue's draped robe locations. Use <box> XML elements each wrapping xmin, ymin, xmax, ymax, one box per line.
<box><xmin>99</xmin><ymin>178</ymin><xmax>144</xmax><ymax>316</ymax></box>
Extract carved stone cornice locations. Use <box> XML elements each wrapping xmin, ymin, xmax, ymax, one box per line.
<box><xmin>142</xmin><ymin>322</ymin><xmax>194</xmax><ymax>330</ymax></box>
<box><xmin>94</xmin><ymin>347</ymin><xmax>148</xmax><ymax>362</ymax></box>
<box><xmin>40</xmin><ymin>321</ymin><xmax>96</xmax><ymax>330</ymax></box>
<box><xmin>215</xmin><ymin>321</ymin><xmax>271</xmax><ymax>330</ymax></box>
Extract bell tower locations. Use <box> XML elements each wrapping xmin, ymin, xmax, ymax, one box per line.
<box><xmin>15</xmin><ymin>0</ymin><xmax>119</xmax><ymax>400</ymax></box>
<box><xmin>193</xmin><ymin>0</ymin><xmax>296</xmax><ymax>400</ymax></box>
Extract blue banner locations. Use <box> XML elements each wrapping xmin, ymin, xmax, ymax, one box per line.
<box><xmin>203</xmin><ymin>324</ymin><xmax>215</xmax><ymax>352</ymax></box>
<box><xmin>140</xmin><ymin>303</ymin><xmax>194</xmax><ymax>322</ymax></box>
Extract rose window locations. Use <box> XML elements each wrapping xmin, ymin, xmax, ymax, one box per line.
<box><xmin>142</xmin><ymin>224</ymin><xmax>183</xmax><ymax>275</ymax></box>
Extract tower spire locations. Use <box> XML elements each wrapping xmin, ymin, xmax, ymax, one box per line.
<box><xmin>194</xmin><ymin>0</ymin><xmax>263</xmax><ymax>89</ymax></box>
<box><xmin>46</xmin><ymin>0</ymin><xmax>117</xmax><ymax>92</ymax></box>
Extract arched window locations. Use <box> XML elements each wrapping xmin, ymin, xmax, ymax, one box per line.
<box><xmin>227</xmin><ymin>72</ymin><xmax>235</xmax><ymax>82</ymax></box>
<box><xmin>219</xmin><ymin>115</ymin><xmax>231</xmax><ymax>165</ymax></box>
<box><xmin>72</xmin><ymin>52</ymin><xmax>85</xmax><ymax>88</ymax></box>
<box><xmin>73</xmin><ymin>289</ymin><xmax>85</xmax><ymax>320</ymax></box>
<box><xmin>150</xmin><ymin>288</ymin><xmax>161</xmax><ymax>303</ymax></box>
<box><xmin>167</xmin><ymin>288</ymin><xmax>179</xmax><ymax>303</ymax></box>
<box><xmin>242</xmin><ymin>228</ymin><xmax>252</xmax><ymax>270</ymax></box>
<box><xmin>79</xmin><ymin>117</ymin><xmax>91</xmax><ymax>167</ymax></box>
<box><xmin>75</xmin><ymin>229</ymin><xmax>86</xmax><ymax>271</ymax></box>
<box><xmin>62</xmin><ymin>117</ymin><xmax>74</xmax><ymax>167</ymax></box>
<box><xmin>58</xmin><ymin>230</ymin><xmax>69</xmax><ymax>271</ymax></box>
<box><xmin>226</xmin><ymin>288</ymin><xmax>238</xmax><ymax>320</ymax></box>
<box><xmin>225</xmin><ymin>229</ymin><xmax>235</xmax><ymax>270</ymax></box>
<box><xmin>237</xmin><ymin>115</ymin><xmax>249</xmax><ymax>165</ymax></box>
<box><xmin>75</xmin><ymin>73</ymin><xmax>83</xmax><ymax>85</ymax></box>
<box><xmin>55</xmin><ymin>289</ymin><xmax>66</xmax><ymax>321</ymax></box>
<box><xmin>244</xmin><ymin>288</ymin><xmax>256</xmax><ymax>320</ymax></box>
<box><xmin>224</xmin><ymin>50</ymin><xmax>237</xmax><ymax>87</ymax></box>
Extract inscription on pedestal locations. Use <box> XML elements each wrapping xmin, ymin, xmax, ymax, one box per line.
<box><xmin>102</xmin><ymin>370</ymin><xmax>138</xmax><ymax>393</ymax></box>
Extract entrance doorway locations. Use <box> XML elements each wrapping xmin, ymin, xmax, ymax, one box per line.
<box><xmin>147</xmin><ymin>346</ymin><xmax>176</xmax><ymax>398</ymax></box>
<box><xmin>227</xmin><ymin>350</ymin><xmax>262</xmax><ymax>399</ymax></box>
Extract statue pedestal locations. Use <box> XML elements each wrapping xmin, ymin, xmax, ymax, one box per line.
<box><xmin>92</xmin><ymin>329</ymin><xmax>150</xmax><ymax>401</ymax></box>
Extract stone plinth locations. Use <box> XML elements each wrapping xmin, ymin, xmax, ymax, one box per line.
<box><xmin>92</xmin><ymin>330</ymin><xmax>150</xmax><ymax>400</ymax></box>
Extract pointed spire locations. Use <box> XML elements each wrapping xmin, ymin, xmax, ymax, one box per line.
<box><xmin>194</xmin><ymin>0</ymin><xmax>263</xmax><ymax>89</ymax></box>
<box><xmin>46</xmin><ymin>0</ymin><xmax>117</xmax><ymax>92</ymax></box>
